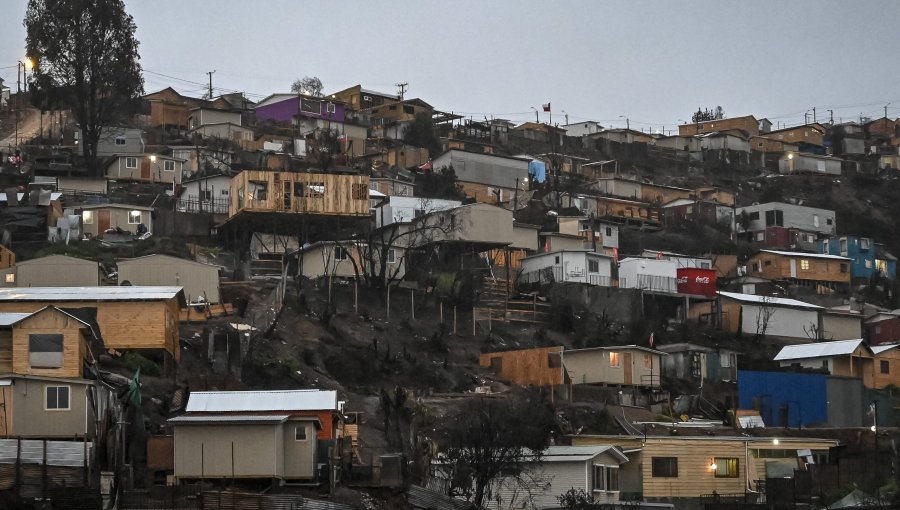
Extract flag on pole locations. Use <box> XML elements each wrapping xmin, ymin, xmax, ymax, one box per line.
<box><xmin>542</xmin><ymin>103</ymin><xmax>551</xmax><ymax>112</ymax></box>
<box><xmin>649</xmin><ymin>332</ymin><xmax>655</xmax><ymax>348</ymax></box>
<box><xmin>128</xmin><ymin>368</ymin><xmax>142</xmax><ymax>407</ymax></box>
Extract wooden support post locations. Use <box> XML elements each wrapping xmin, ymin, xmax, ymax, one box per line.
<box><xmin>453</xmin><ymin>306</ymin><xmax>457</xmax><ymax>335</ymax></box>
<box><xmin>411</xmin><ymin>289</ymin><xmax>415</xmax><ymax>320</ymax></box>
<box><xmin>387</xmin><ymin>286</ymin><xmax>391</xmax><ymax>320</ymax></box>
<box><xmin>354</xmin><ymin>281</ymin><xmax>358</xmax><ymax>314</ymax></box>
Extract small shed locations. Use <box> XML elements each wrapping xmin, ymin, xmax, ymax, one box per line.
<box><xmin>78</xmin><ymin>204</ymin><xmax>154</xmax><ymax>238</ymax></box>
<box><xmin>0</xmin><ymin>255</ymin><xmax>100</xmax><ymax>288</ymax></box>
<box><xmin>520</xmin><ymin>249</ymin><xmax>614</xmax><ymax>286</ymax></box>
<box><xmin>117</xmin><ymin>254</ymin><xmax>221</xmax><ymax>304</ymax></box>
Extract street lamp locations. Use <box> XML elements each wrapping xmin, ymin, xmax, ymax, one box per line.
<box><xmin>619</xmin><ymin>115</ymin><xmax>630</xmax><ymax>130</ymax></box>
<box><xmin>530</xmin><ymin>107</ymin><xmax>538</xmax><ymax>123</ymax></box>
<box><xmin>562</xmin><ymin>110</ymin><xmax>568</xmax><ymax>125</ymax></box>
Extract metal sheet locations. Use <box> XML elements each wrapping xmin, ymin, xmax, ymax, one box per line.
<box><xmin>0</xmin><ymin>286</ymin><xmax>183</xmax><ymax>301</ymax></box>
<box><xmin>186</xmin><ymin>390</ymin><xmax>339</xmax><ymax>413</ymax></box>
<box><xmin>0</xmin><ymin>439</ymin><xmax>91</xmax><ymax>467</ymax></box>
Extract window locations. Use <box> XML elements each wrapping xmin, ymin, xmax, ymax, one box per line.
<box><xmin>283</xmin><ymin>182</ymin><xmax>292</xmax><ymax>209</ymax></box>
<box><xmin>609</xmin><ymin>352</ymin><xmax>620</xmax><ymax>367</ymax></box>
<box><xmin>840</xmin><ymin>263</ymin><xmax>849</xmax><ymax>273</ymax></box>
<box><xmin>756</xmin><ymin>232</ymin><xmax>764</xmax><ymax>242</ymax></box>
<box><xmin>644</xmin><ymin>353</ymin><xmax>653</xmax><ymax>369</ymax></box>
<box><xmin>115</xmin><ymin>136</ymin><xmax>126</xmax><ymax>146</ymax></box>
<box><xmin>334</xmin><ymin>246</ymin><xmax>350</xmax><ymax>261</ymax></box>
<box><xmin>30</xmin><ymin>334</ymin><xmax>63</xmax><ymax>368</ymax></box>
<box><xmin>295</xmin><ymin>425</ymin><xmax>308</xmax><ymax>441</ymax></box>
<box><xmin>46</xmin><ymin>386</ymin><xmax>70</xmax><ymax>411</ymax></box>
<box><xmin>765</xmin><ymin>210</ymin><xmax>784</xmax><ymax>227</ymax></box>
<box><xmin>588</xmin><ymin>259</ymin><xmax>600</xmax><ymax>273</ymax></box>
<box><xmin>82</xmin><ymin>211</ymin><xmax>94</xmax><ymax>225</ymax></box>
<box><xmin>125</xmin><ymin>157</ymin><xmax>137</xmax><ymax>169</ymax></box>
<box><xmin>592</xmin><ymin>465</ymin><xmax>619</xmax><ymax>492</ymax></box>
<box><xmin>826</xmin><ymin>218</ymin><xmax>833</xmax><ymax>226</ymax></box>
<box><xmin>813</xmin><ymin>214</ymin><xmax>820</xmax><ymax>227</ymax></box>
<box><xmin>840</xmin><ymin>239</ymin><xmax>848</xmax><ymax>255</ymax></box>
<box><xmin>128</xmin><ymin>210</ymin><xmax>142</xmax><ymax>224</ymax></box>
<box><xmin>403</xmin><ymin>105</ymin><xmax>415</xmax><ymax>114</ymax></box>
<box><xmin>860</xmin><ymin>238</ymin><xmax>871</xmax><ymax>250</ymax></box>
<box><xmin>714</xmin><ymin>457</ymin><xmax>739</xmax><ymax>478</ymax></box>
<box><xmin>163</xmin><ymin>160</ymin><xmax>175</xmax><ymax>171</ymax></box>
<box><xmin>4</xmin><ymin>274</ymin><xmax>14</xmax><ymax>284</ymax></box>
<box><xmin>300</xmin><ymin>98</ymin><xmax>322</xmax><ymax>114</ymax></box>
<box><xmin>221</xmin><ymin>189</ymin><xmax>229</xmax><ymax>196</ymax></box>
<box><xmin>800</xmin><ymin>259</ymin><xmax>810</xmax><ymax>270</ymax></box>
<box><xmin>326</xmin><ymin>102</ymin><xmax>336</xmax><ymax>114</ymax></box>
<box><xmin>606</xmin><ymin>227</ymin><xmax>613</xmax><ymax>236</ymax></box>
<box><xmin>554</xmin><ymin>256</ymin><xmax>560</xmax><ymax>264</ymax></box>
<box><xmin>387</xmin><ymin>248</ymin><xmax>396</xmax><ymax>264</ymax></box>
<box><xmin>823</xmin><ymin>240</ymin><xmax>829</xmax><ymax>253</ymax></box>
<box><xmin>882</xmin><ymin>360</ymin><xmax>890</xmax><ymax>374</ymax></box>
<box><xmin>651</xmin><ymin>457</ymin><xmax>678</xmax><ymax>477</ymax></box>
<box><xmin>865</xmin><ymin>260</ymin><xmax>873</xmax><ymax>269</ymax></box>
<box><xmin>748</xmin><ymin>211</ymin><xmax>760</xmax><ymax>221</ymax></box>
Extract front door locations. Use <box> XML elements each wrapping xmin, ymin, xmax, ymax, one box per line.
<box><xmin>790</xmin><ymin>259</ymin><xmax>797</xmax><ymax>278</ymax></box>
<box><xmin>623</xmin><ymin>352</ymin><xmax>633</xmax><ymax>385</ymax></box>
<box><xmin>140</xmin><ymin>158</ymin><xmax>151</xmax><ymax>180</ymax></box>
<box><xmin>98</xmin><ymin>209</ymin><xmax>111</xmax><ymax>233</ymax></box>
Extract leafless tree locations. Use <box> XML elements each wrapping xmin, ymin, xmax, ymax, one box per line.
<box><xmin>754</xmin><ymin>295</ymin><xmax>776</xmax><ymax>342</ymax></box>
<box><xmin>291</xmin><ymin>76</ymin><xmax>324</xmax><ymax>97</ymax></box>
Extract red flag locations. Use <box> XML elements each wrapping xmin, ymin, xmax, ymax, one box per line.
<box><xmin>649</xmin><ymin>332</ymin><xmax>654</xmax><ymax>347</ymax></box>
<box><xmin>542</xmin><ymin>103</ymin><xmax>551</xmax><ymax>112</ymax></box>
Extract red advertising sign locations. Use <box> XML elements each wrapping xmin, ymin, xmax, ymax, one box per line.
<box><xmin>676</xmin><ymin>268</ymin><xmax>717</xmax><ymax>296</ymax></box>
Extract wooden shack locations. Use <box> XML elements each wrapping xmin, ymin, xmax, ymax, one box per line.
<box><xmin>0</xmin><ymin>287</ymin><xmax>185</xmax><ymax>360</ymax></box>
<box><xmin>228</xmin><ymin>170</ymin><xmax>371</xmax><ymax>217</ymax></box>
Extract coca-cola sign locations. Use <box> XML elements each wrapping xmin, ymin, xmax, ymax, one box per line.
<box><xmin>676</xmin><ymin>268</ymin><xmax>717</xmax><ymax>296</ymax></box>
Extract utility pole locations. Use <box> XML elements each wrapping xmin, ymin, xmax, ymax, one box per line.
<box><xmin>206</xmin><ymin>70</ymin><xmax>216</xmax><ymax>99</ymax></box>
<box><xmin>804</xmin><ymin>111</ymin><xmax>810</xmax><ymax>125</ymax></box>
<box><xmin>812</xmin><ymin>107</ymin><xmax>816</xmax><ymax>124</ymax></box>
<box><xmin>886</xmin><ymin>103</ymin><xmax>891</xmax><ymax>119</ymax></box>
<box><xmin>395</xmin><ymin>82</ymin><xmax>408</xmax><ymax>101</ymax></box>
<box><xmin>827</xmin><ymin>110</ymin><xmax>834</xmax><ymax>125</ymax></box>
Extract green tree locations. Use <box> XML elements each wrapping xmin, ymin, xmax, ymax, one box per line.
<box><xmin>25</xmin><ymin>0</ymin><xmax>144</xmax><ymax>176</ymax></box>
<box><xmin>291</xmin><ymin>76</ymin><xmax>324</xmax><ymax>97</ymax></box>
<box><xmin>404</xmin><ymin>112</ymin><xmax>441</xmax><ymax>156</ymax></box>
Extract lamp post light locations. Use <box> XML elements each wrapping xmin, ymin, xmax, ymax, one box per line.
<box><xmin>619</xmin><ymin>115</ymin><xmax>630</xmax><ymax>130</ymax></box>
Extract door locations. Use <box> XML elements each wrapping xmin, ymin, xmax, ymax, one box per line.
<box><xmin>623</xmin><ymin>352</ymin><xmax>633</xmax><ymax>385</ymax></box>
<box><xmin>140</xmin><ymin>158</ymin><xmax>151</xmax><ymax>180</ymax></box>
<box><xmin>790</xmin><ymin>259</ymin><xmax>797</xmax><ymax>278</ymax></box>
<box><xmin>98</xmin><ymin>209</ymin><xmax>111</xmax><ymax>234</ymax></box>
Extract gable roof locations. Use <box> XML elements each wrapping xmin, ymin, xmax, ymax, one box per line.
<box><xmin>774</xmin><ymin>339</ymin><xmax>869</xmax><ymax>361</ymax></box>
<box><xmin>185</xmin><ymin>389</ymin><xmax>341</xmax><ymax>413</ymax></box>
<box><xmin>116</xmin><ymin>253</ymin><xmax>221</xmax><ymax>270</ymax></box>
<box><xmin>718</xmin><ymin>291</ymin><xmax>821</xmax><ymax>310</ymax></box>
<box><xmin>542</xmin><ymin>445</ymin><xmax>628</xmax><ymax>463</ymax></box>
<box><xmin>872</xmin><ymin>343</ymin><xmax>900</xmax><ymax>355</ymax></box>
<box><xmin>16</xmin><ymin>255</ymin><xmax>98</xmax><ymax>267</ymax></box>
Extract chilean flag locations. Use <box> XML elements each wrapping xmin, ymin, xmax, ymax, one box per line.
<box><xmin>542</xmin><ymin>103</ymin><xmax>551</xmax><ymax>112</ymax></box>
<box><xmin>649</xmin><ymin>332</ymin><xmax>655</xmax><ymax>348</ymax></box>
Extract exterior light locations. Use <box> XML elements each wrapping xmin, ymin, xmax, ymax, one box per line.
<box><xmin>871</xmin><ymin>425</ymin><xmax>876</xmax><ymax>432</ymax></box>
<box><xmin>787</xmin><ymin>153</ymin><xmax>793</xmax><ymax>160</ymax></box>
<box><xmin>773</xmin><ymin>438</ymin><xmax>780</xmax><ymax>445</ymax></box>
<box><xmin>150</xmin><ymin>155</ymin><xmax>157</xmax><ymax>162</ymax></box>
<box><xmin>708</xmin><ymin>460</ymin><xmax>717</xmax><ymax>471</ymax></box>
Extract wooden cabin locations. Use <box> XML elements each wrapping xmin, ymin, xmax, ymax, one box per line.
<box><xmin>0</xmin><ymin>306</ymin><xmax>95</xmax><ymax>379</ymax></box>
<box><xmin>228</xmin><ymin>170</ymin><xmax>371</xmax><ymax>218</ymax></box>
<box><xmin>0</xmin><ymin>287</ymin><xmax>185</xmax><ymax>360</ymax></box>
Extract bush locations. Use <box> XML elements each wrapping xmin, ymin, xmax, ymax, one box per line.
<box><xmin>122</xmin><ymin>351</ymin><xmax>161</xmax><ymax>377</ymax></box>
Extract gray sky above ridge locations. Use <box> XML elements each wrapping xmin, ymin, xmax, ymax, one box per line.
<box><xmin>2</xmin><ymin>0</ymin><xmax>899</xmax><ymax>132</ymax></box>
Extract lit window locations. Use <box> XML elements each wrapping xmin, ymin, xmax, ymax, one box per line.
<box><xmin>800</xmin><ymin>259</ymin><xmax>810</xmax><ymax>270</ymax></box>
<box><xmin>295</xmin><ymin>425</ymin><xmax>308</xmax><ymax>441</ymax></box>
<box><xmin>4</xmin><ymin>274</ymin><xmax>14</xmax><ymax>284</ymax></box>
<box><xmin>30</xmin><ymin>334</ymin><xmax>63</xmax><ymax>368</ymax></box>
<box><xmin>865</xmin><ymin>260</ymin><xmax>873</xmax><ymax>269</ymax></box>
<box><xmin>125</xmin><ymin>157</ymin><xmax>137</xmax><ymax>169</ymax></box>
<box><xmin>128</xmin><ymin>210</ymin><xmax>142</xmax><ymax>224</ymax></box>
<box><xmin>46</xmin><ymin>386</ymin><xmax>70</xmax><ymax>410</ymax></box>
<box><xmin>164</xmin><ymin>160</ymin><xmax>175</xmax><ymax>171</ymax></box>
<box><xmin>82</xmin><ymin>211</ymin><xmax>94</xmax><ymax>225</ymax></box>
<box><xmin>714</xmin><ymin>457</ymin><xmax>739</xmax><ymax>478</ymax></box>
<box><xmin>609</xmin><ymin>352</ymin><xmax>620</xmax><ymax>367</ymax></box>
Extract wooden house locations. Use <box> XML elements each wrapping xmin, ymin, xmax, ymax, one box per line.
<box><xmin>0</xmin><ymin>306</ymin><xmax>97</xmax><ymax>379</ymax></box>
<box><xmin>479</xmin><ymin>346</ymin><xmax>567</xmax><ymax>387</ymax></box>
<box><xmin>117</xmin><ymin>254</ymin><xmax>221</xmax><ymax>304</ymax></box>
<box><xmin>0</xmin><ymin>255</ymin><xmax>100</xmax><ymax>288</ymax></box>
<box><xmin>168</xmin><ymin>389</ymin><xmax>345</xmax><ymax>483</ymax></box>
<box><xmin>571</xmin><ymin>435</ymin><xmax>838</xmax><ymax>502</ymax></box>
<box><xmin>0</xmin><ymin>374</ymin><xmax>114</xmax><ymax>438</ymax></box>
<box><xmin>779</xmin><ymin>153</ymin><xmax>842</xmax><ymax>176</ymax></box>
<box><xmin>0</xmin><ymin>245</ymin><xmax>14</xmax><ymax>270</ymax></box>
<box><xmin>104</xmin><ymin>153</ymin><xmax>185</xmax><ymax>185</ymax></box>
<box><xmin>144</xmin><ymin>87</ymin><xmax>206</xmax><ymax>131</ymax></box>
<box><xmin>0</xmin><ymin>286</ymin><xmax>184</xmax><ymax>360</ymax></box>
<box><xmin>678</xmin><ymin>115</ymin><xmax>767</xmax><ymax>137</ymax></box>
<box><xmin>872</xmin><ymin>343</ymin><xmax>900</xmax><ymax>390</ymax></box>
<box><xmin>657</xmin><ymin>343</ymin><xmax>739</xmax><ymax>384</ymax></box>
<box><xmin>562</xmin><ymin>345</ymin><xmax>665</xmax><ymax>387</ymax></box>
<box><xmin>77</xmin><ymin>204</ymin><xmax>154</xmax><ymax>238</ymax></box>
<box><xmin>774</xmin><ymin>339</ymin><xmax>878</xmax><ymax>385</ymax></box>
<box><xmin>747</xmin><ymin>250</ymin><xmax>851</xmax><ymax>288</ymax></box>
<box><xmin>228</xmin><ymin>170</ymin><xmax>371</xmax><ymax>218</ymax></box>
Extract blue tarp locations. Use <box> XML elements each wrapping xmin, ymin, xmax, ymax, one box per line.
<box><xmin>528</xmin><ymin>160</ymin><xmax>546</xmax><ymax>183</ymax></box>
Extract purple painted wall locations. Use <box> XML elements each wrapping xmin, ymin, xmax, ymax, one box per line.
<box><xmin>255</xmin><ymin>96</ymin><xmax>346</xmax><ymax>124</ymax></box>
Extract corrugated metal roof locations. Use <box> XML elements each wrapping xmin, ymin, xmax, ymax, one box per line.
<box><xmin>774</xmin><ymin>339</ymin><xmax>867</xmax><ymax>361</ymax></box>
<box><xmin>0</xmin><ymin>439</ymin><xmax>91</xmax><ymax>467</ymax></box>
<box><xmin>872</xmin><ymin>343</ymin><xmax>899</xmax><ymax>355</ymax></box>
<box><xmin>186</xmin><ymin>390</ymin><xmax>339</xmax><ymax>412</ymax></box>
<box><xmin>0</xmin><ymin>286</ymin><xmax>183</xmax><ymax>301</ymax></box>
<box><xmin>0</xmin><ymin>312</ymin><xmax>33</xmax><ymax>326</ymax></box>
<box><xmin>168</xmin><ymin>415</ymin><xmax>290</xmax><ymax>425</ymax></box>
<box><xmin>407</xmin><ymin>485</ymin><xmax>474</xmax><ymax>510</ymax></box>
<box><xmin>760</xmin><ymin>250</ymin><xmax>851</xmax><ymax>261</ymax></box>
<box><xmin>542</xmin><ymin>445</ymin><xmax>627</xmax><ymax>463</ymax></box>
<box><xmin>718</xmin><ymin>291</ymin><xmax>821</xmax><ymax>309</ymax></box>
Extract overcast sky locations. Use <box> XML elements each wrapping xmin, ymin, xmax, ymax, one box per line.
<box><xmin>3</xmin><ymin>1</ymin><xmax>899</xmax><ymax>133</ymax></box>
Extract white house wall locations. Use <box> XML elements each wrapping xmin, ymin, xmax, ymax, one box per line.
<box><xmin>740</xmin><ymin>305</ymin><xmax>818</xmax><ymax>342</ymax></box>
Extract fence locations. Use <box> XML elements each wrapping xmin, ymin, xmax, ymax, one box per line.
<box><xmin>622</xmin><ymin>274</ymin><xmax>678</xmax><ymax>293</ymax></box>
<box><xmin>119</xmin><ymin>486</ymin><xmax>355</xmax><ymax>510</ymax></box>
<box><xmin>518</xmin><ymin>266</ymin><xmax>618</xmax><ymax>287</ymax></box>
<box><xmin>177</xmin><ymin>197</ymin><xmax>230</xmax><ymax>214</ymax></box>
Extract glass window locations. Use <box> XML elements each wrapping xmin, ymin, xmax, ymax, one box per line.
<box><xmin>128</xmin><ymin>210</ymin><xmax>142</xmax><ymax>224</ymax></box>
<box><xmin>334</xmin><ymin>246</ymin><xmax>350</xmax><ymax>261</ymax></box>
<box><xmin>82</xmin><ymin>211</ymin><xmax>94</xmax><ymax>225</ymax></box>
<box><xmin>651</xmin><ymin>457</ymin><xmax>678</xmax><ymax>477</ymax></box>
<box><xmin>800</xmin><ymin>259</ymin><xmax>810</xmax><ymax>270</ymax></box>
<box><xmin>609</xmin><ymin>352</ymin><xmax>620</xmax><ymax>367</ymax></box>
<box><xmin>295</xmin><ymin>425</ymin><xmax>308</xmax><ymax>441</ymax></box>
<box><xmin>164</xmin><ymin>160</ymin><xmax>175</xmax><ymax>171</ymax></box>
<box><xmin>125</xmin><ymin>157</ymin><xmax>137</xmax><ymax>168</ymax></box>
<box><xmin>714</xmin><ymin>457</ymin><xmax>739</xmax><ymax>478</ymax></box>
<box><xmin>115</xmin><ymin>137</ymin><xmax>126</xmax><ymax>146</ymax></box>
<box><xmin>46</xmin><ymin>386</ymin><xmax>70</xmax><ymax>410</ymax></box>
<box><xmin>4</xmin><ymin>274</ymin><xmax>14</xmax><ymax>284</ymax></box>
<box><xmin>588</xmin><ymin>259</ymin><xmax>600</xmax><ymax>273</ymax></box>
<box><xmin>644</xmin><ymin>353</ymin><xmax>652</xmax><ymax>369</ymax></box>
<box><xmin>592</xmin><ymin>465</ymin><xmax>619</xmax><ymax>492</ymax></box>
<box><xmin>882</xmin><ymin>360</ymin><xmax>890</xmax><ymax>374</ymax></box>
<box><xmin>387</xmin><ymin>248</ymin><xmax>396</xmax><ymax>264</ymax></box>
<box><xmin>749</xmin><ymin>211</ymin><xmax>760</xmax><ymax>221</ymax></box>
<box><xmin>860</xmin><ymin>238</ymin><xmax>871</xmax><ymax>250</ymax></box>
<box><xmin>30</xmin><ymin>334</ymin><xmax>63</xmax><ymax>368</ymax></box>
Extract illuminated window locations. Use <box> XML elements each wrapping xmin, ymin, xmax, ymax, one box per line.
<box><xmin>609</xmin><ymin>352</ymin><xmax>620</xmax><ymax>367</ymax></box>
<box><xmin>82</xmin><ymin>211</ymin><xmax>94</xmax><ymax>225</ymax></box>
<box><xmin>714</xmin><ymin>457</ymin><xmax>739</xmax><ymax>478</ymax></box>
<box><xmin>800</xmin><ymin>259</ymin><xmax>810</xmax><ymax>270</ymax></box>
<box><xmin>128</xmin><ymin>210</ymin><xmax>142</xmax><ymax>224</ymax></box>
<box><xmin>4</xmin><ymin>274</ymin><xmax>14</xmax><ymax>284</ymax></box>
